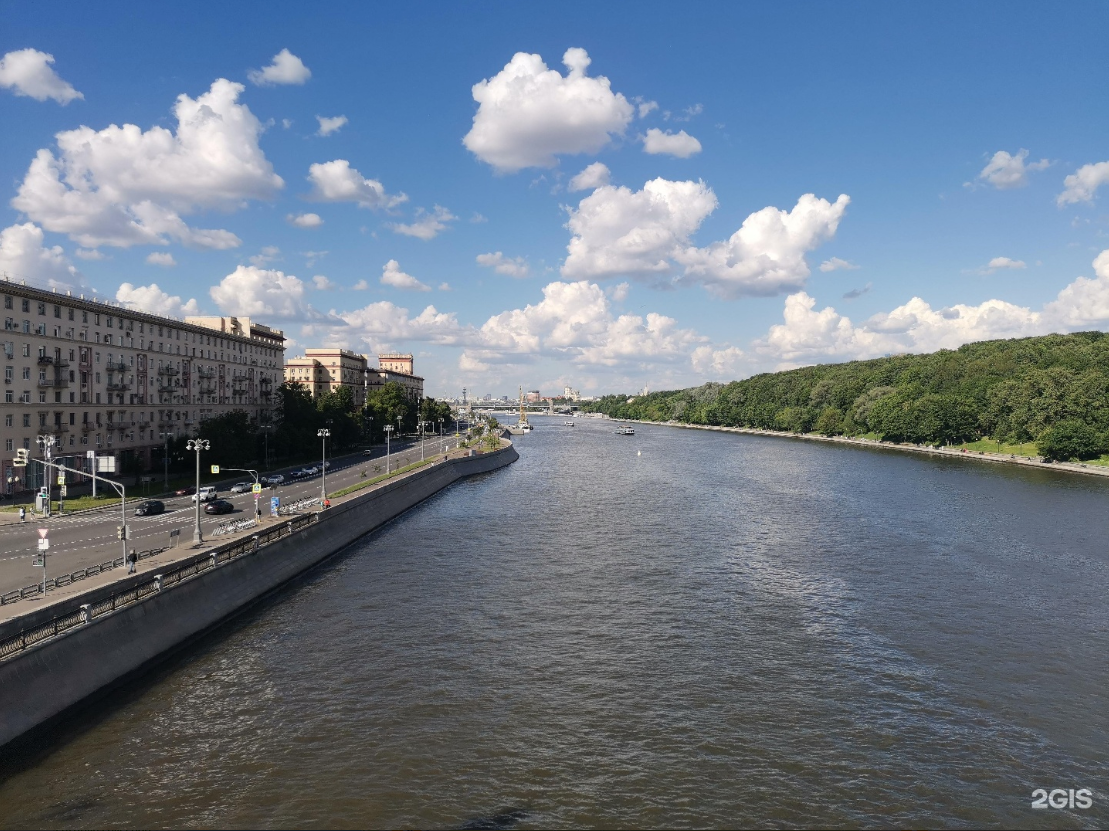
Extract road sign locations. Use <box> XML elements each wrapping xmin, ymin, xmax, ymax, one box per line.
<box><xmin>210</xmin><ymin>465</ymin><xmax>220</xmax><ymax>474</ymax></box>
<box><xmin>252</xmin><ymin>483</ymin><xmax>262</xmax><ymax>494</ymax></box>
<box><xmin>270</xmin><ymin>496</ymin><xmax>279</xmax><ymax>517</ymax></box>
<box><xmin>57</xmin><ymin>474</ymin><xmax>65</xmax><ymax>485</ymax></box>
<box><xmin>32</xmin><ymin>555</ymin><xmax>44</xmax><ymax>567</ymax></box>
<box><xmin>37</xmin><ymin>538</ymin><xmax>49</xmax><ymax>550</ymax></box>
<box><xmin>37</xmin><ymin>528</ymin><xmax>48</xmax><ymax>539</ymax></box>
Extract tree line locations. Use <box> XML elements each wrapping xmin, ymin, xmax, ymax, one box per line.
<box><xmin>582</xmin><ymin>331</ymin><xmax>1109</xmax><ymax>462</ymax></box>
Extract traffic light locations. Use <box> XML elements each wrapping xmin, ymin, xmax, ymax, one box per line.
<box><xmin>12</xmin><ymin>449</ymin><xmax>28</xmax><ymax>467</ymax></box>
<box><xmin>117</xmin><ymin>525</ymin><xmax>125</xmax><ymax>540</ymax></box>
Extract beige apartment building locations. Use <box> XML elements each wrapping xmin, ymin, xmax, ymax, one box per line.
<box><xmin>1</xmin><ymin>280</ymin><xmax>284</xmax><ymax>493</ymax></box>
<box><xmin>284</xmin><ymin>350</ymin><xmax>424</xmax><ymax>405</ymax></box>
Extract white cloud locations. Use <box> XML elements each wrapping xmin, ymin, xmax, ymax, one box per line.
<box><xmin>282</xmin><ymin>118</ymin><xmax>293</xmax><ymax>130</ymax></box>
<box><xmin>1043</xmin><ymin>249</ymin><xmax>1109</xmax><ymax>327</ymax></box>
<box><xmin>1058</xmin><ymin>161</ymin><xmax>1109</xmax><ymax>206</ymax></box>
<box><xmin>316</xmin><ymin>115</ymin><xmax>348</xmax><ymax>137</ymax></box>
<box><xmin>11</xmin><ymin>78</ymin><xmax>281</xmax><ymax>249</ymax></box>
<box><xmin>568</xmin><ymin>161</ymin><xmax>611</xmax><ymax>192</ymax></box>
<box><xmin>116</xmin><ymin>282</ymin><xmax>199</xmax><ymax>317</ymax></box>
<box><xmin>0</xmin><ymin>48</ymin><xmax>83</xmax><ymax>104</ymax></box>
<box><xmin>976</xmin><ymin>149</ymin><xmax>1050</xmax><ymax>189</ymax></box>
<box><xmin>145</xmin><ymin>251</ymin><xmax>176</xmax><ymax>267</ymax></box>
<box><xmin>476</xmin><ymin>251</ymin><xmax>530</xmax><ymax>278</ymax></box>
<box><xmin>607</xmin><ymin>281</ymin><xmax>630</xmax><ymax>302</ymax></box>
<box><xmin>312</xmin><ymin>274</ymin><xmax>337</xmax><ymax>291</ymax></box>
<box><xmin>819</xmin><ymin>257</ymin><xmax>858</xmax><ymax>272</ymax></box>
<box><xmin>675</xmin><ymin>193</ymin><xmax>851</xmax><ymax>298</ymax></box>
<box><xmin>380</xmin><ymin>259</ymin><xmax>431</xmax><ymax>291</ymax></box>
<box><xmin>249</xmin><ymin>245</ymin><xmax>282</xmax><ymax>267</ymax></box>
<box><xmin>438</xmin><ymin>282</ymin><xmax>451</xmax><ymax>291</ymax></box>
<box><xmin>470</xmin><ymin>212</ymin><xmax>488</xmax><ymax>223</ymax></box>
<box><xmin>463</xmin><ymin>47</ymin><xmax>634</xmax><ymax>172</ymax></box>
<box><xmin>340</xmin><ymin>301</ymin><xmax>469</xmax><ymax>351</ymax></box>
<box><xmin>210</xmin><ymin>265</ymin><xmax>312</xmax><ymax>318</ymax></box>
<box><xmin>563</xmin><ymin>178</ymin><xmax>849</xmax><ymax>299</ymax></box>
<box><xmin>352</xmin><ymin>279</ymin><xmax>369</xmax><ymax>290</ymax></box>
<box><xmin>642</xmin><ymin>128</ymin><xmax>702</xmax><ymax>158</ymax></box>
<box><xmin>306</xmin><ymin>159</ymin><xmax>407</xmax><ymax>209</ymax></box>
<box><xmin>691</xmin><ymin>345</ymin><xmax>746</xmax><ymax>378</ymax></box>
<box><xmin>248</xmin><ymin>49</ymin><xmax>311</xmax><ymax>86</ymax></box>
<box><xmin>983</xmin><ymin>256</ymin><xmax>1026</xmax><ymax>273</ymax></box>
<box><xmin>287</xmin><ymin>212</ymin><xmax>323</xmax><ymax>228</ymax></box>
<box><xmin>563</xmin><ymin>178</ymin><xmax>718</xmax><ymax>283</ymax></box>
<box><xmin>843</xmin><ymin>282</ymin><xmax>872</xmax><ymax>300</ymax></box>
<box><xmin>302</xmin><ymin>250</ymin><xmax>327</xmax><ymax>267</ymax></box>
<box><xmin>0</xmin><ymin>222</ymin><xmax>83</xmax><ymax>290</ymax></box>
<box><xmin>388</xmin><ymin>205</ymin><xmax>456</xmax><ymax>240</ymax></box>
<box><xmin>74</xmin><ymin>248</ymin><xmax>106</xmax><ymax>261</ymax></box>
<box><xmin>637</xmin><ymin>100</ymin><xmax>659</xmax><ymax>118</ymax></box>
<box><xmin>676</xmin><ymin>104</ymin><xmax>703</xmax><ymax>122</ymax></box>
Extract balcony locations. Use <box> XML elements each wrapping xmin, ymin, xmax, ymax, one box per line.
<box><xmin>198</xmin><ymin>384</ymin><xmax>216</xmax><ymax>395</ymax></box>
<box><xmin>37</xmin><ymin>378</ymin><xmax>56</xmax><ymax>388</ymax></box>
<box><xmin>52</xmin><ymin>423</ymin><xmax>69</xmax><ymax>434</ymax></box>
<box><xmin>157</xmin><ymin>366</ymin><xmax>179</xmax><ymax>376</ymax></box>
<box><xmin>107</xmin><ymin>382</ymin><xmax>131</xmax><ymax>391</ymax></box>
<box><xmin>196</xmin><ymin>367</ymin><xmax>216</xmax><ymax>379</ymax></box>
<box><xmin>157</xmin><ymin>383</ymin><xmax>175</xmax><ymax>394</ymax></box>
<box><xmin>108</xmin><ymin>360</ymin><xmax>128</xmax><ymax>372</ymax></box>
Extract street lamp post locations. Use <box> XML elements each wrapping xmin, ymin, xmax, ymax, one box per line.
<box><xmin>384</xmin><ymin>425</ymin><xmax>393</xmax><ymax>474</ymax></box>
<box><xmin>36</xmin><ymin>435</ymin><xmax>56</xmax><ymax>517</ymax></box>
<box><xmin>438</xmin><ymin>418</ymin><xmax>444</xmax><ymax>454</ymax></box>
<box><xmin>317</xmin><ymin>428</ymin><xmax>329</xmax><ymax>505</ymax></box>
<box><xmin>366</xmin><ymin>416</ymin><xmax>373</xmax><ymax>448</ymax></box>
<box><xmin>187</xmin><ymin>438</ymin><xmax>209</xmax><ymax>544</ymax></box>
<box><xmin>160</xmin><ymin>432</ymin><xmax>170</xmax><ymax>490</ymax></box>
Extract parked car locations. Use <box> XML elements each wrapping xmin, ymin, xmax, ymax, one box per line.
<box><xmin>261</xmin><ymin>474</ymin><xmax>285</xmax><ymax>485</ymax></box>
<box><xmin>175</xmin><ymin>485</ymin><xmax>196</xmax><ymax>496</ymax></box>
<box><xmin>204</xmin><ymin>499</ymin><xmax>234</xmax><ymax>515</ymax></box>
<box><xmin>362</xmin><ymin>449</ymin><xmax>373</xmax><ymax>456</ymax></box>
<box><xmin>134</xmin><ymin>499</ymin><xmax>165</xmax><ymax>516</ymax></box>
<box><xmin>229</xmin><ymin>482</ymin><xmax>252</xmax><ymax>494</ymax></box>
<box><xmin>191</xmin><ymin>486</ymin><xmax>218</xmax><ymax>503</ymax></box>
<box><xmin>303</xmin><ymin>466</ymin><xmax>319</xmax><ymax>475</ymax></box>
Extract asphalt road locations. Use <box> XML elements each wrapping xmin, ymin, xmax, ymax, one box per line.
<box><xmin>0</xmin><ymin>434</ymin><xmax>460</xmax><ymax>596</ymax></box>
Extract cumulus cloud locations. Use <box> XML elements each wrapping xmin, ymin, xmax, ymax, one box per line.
<box><xmin>691</xmin><ymin>345</ymin><xmax>746</xmax><ymax>378</ymax></box>
<box><xmin>11</xmin><ymin>78</ymin><xmax>281</xmax><ymax>249</ymax></box>
<box><xmin>637</xmin><ymin>100</ymin><xmax>659</xmax><ymax>118</ymax></box>
<box><xmin>0</xmin><ymin>222</ymin><xmax>83</xmax><ymax>290</ymax></box>
<box><xmin>1058</xmin><ymin>161</ymin><xmax>1109</xmax><ymax>206</ymax></box>
<box><xmin>306</xmin><ymin>159</ymin><xmax>407</xmax><ymax>209</ymax></box>
<box><xmin>819</xmin><ymin>257</ymin><xmax>858</xmax><ymax>272</ymax></box>
<box><xmin>145</xmin><ymin>252</ymin><xmax>176</xmax><ymax>267</ymax></box>
<box><xmin>463</xmin><ymin>47</ymin><xmax>634</xmax><ymax>172</ymax></box>
<box><xmin>0</xmin><ymin>48</ymin><xmax>83</xmax><ymax>104</ymax></box>
<box><xmin>116</xmin><ymin>282</ymin><xmax>199</xmax><ymax>317</ymax></box>
<box><xmin>352</xmin><ymin>279</ymin><xmax>369</xmax><ymax>290</ymax></box>
<box><xmin>209</xmin><ymin>265</ymin><xmax>312</xmax><ymax>318</ymax></box>
<box><xmin>476</xmin><ymin>251</ymin><xmax>530</xmax><ymax>278</ymax></box>
<box><xmin>340</xmin><ymin>301</ymin><xmax>469</xmax><ymax>350</ymax></box>
<box><xmin>642</xmin><ymin>128</ymin><xmax>702</xmax><ymax>158</ymax></box>
<box><xmin>563</xmin><ymin>178</ymin><xmax>850</xmax><ymax>298</ymax></box>
<box><xmin>568</xmin><ymin>161</ymin><xmax>611</xmax><ymax>192</ymax></box>
<box><xmin>976</xmin><ymin>149</ymin><xmax>1050</xmax><ymax>189</ymax></box>
<box><xmin>74</xmin><ymin>248</ymin><xmax>105</xmax><ymax>261</ymax></box>
<box><xmin>388</xmin><ymin>205</ymin><xmax>456</xmax><ymax>240</ymax></box>
<box><xmin>248</xmin><ymin>49</ymin><xmax>311</xmax><ymax>86</ymax></box>
<box><xmin>380</xmin><ymin>259</ymin><xmax>431</xmax><ymax>291</ymax></box>
<box><xmin>287</xmin><ymin>212</ymin><xmax>323</xmax><ymax>228</ymax></box>
<box><xmin>607</xmin><ymin>282</ymin><xmax>630</xmax><ymax>302</ymax></box>
<box><xmin>316</xmin><ymin>115</ymin><xmax>348</xmax><ymax>137</ymax></box>
<box><xmin>756</xmin><ymin>249</ymin><xmax>1109</xmax><ymax>367</ymax></box>
<box><xmin>982</xmin><ymin>256</ymin><xmax>1026</xmax><ymax>273</ymax></box>
<box><xmin>312</xmin><ymin>274</ymin><xmax>337</xmax><ymax>290</ymax></box>
<box><xmin>249</xmin><ymin>245</ymin><xmax>282</xmax><ymax>267</ymax></box>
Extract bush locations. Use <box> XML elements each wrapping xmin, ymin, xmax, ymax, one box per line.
<box><xmin>1036</xmin><ymin>420</ymin><xmax>1106</xmax><ymax>462</ymax></box>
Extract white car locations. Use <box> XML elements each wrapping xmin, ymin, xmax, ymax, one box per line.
<box><xmin>191</xmin><ymin>486</ymin><xmax>218</xmax><ymax>503</ymax></box>
<box><xmin>303</xmin><ymin>466</ymin><xmax>319</xmax><ymax>475</ymax></box>
<box><xmin>229</xmin><ymin>482</ymin><xmax>252</xmax><ymax>494</ymax></box>
<box><xmin>261</xmin><ymin>474</ymin><xmax>285</xmax><ymax>485</ymax></box>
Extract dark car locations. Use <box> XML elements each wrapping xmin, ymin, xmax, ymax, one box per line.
<box><xmin>135</xmin><ymin>499</ymin><xmax>165</xmax><ymax>516</ymax></box>
<box><xmin>204</xmin><ymin>499</ymin><xmax>234</xmax><ymax>515</ymax></box>
<box><xmin>175</xmin><ymin>485</ymin><xmax>196</xmax><ymax>496</ymax></box>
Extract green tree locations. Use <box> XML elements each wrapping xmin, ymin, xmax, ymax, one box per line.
<box><xmin>363</xmin><ymin>382</ymin><xmax>413</xmax><ymax>442</ymax></box>
<box><xmin>1036</xmin><ymin>420</ymin><xmax>1107</xmax><ymax>462</ymax></box>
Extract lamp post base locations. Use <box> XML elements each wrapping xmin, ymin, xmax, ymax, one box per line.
<box><xmin>193</xmin><ymin>526</ymin><xmax>204</xmax><ymax>545</ymax></box>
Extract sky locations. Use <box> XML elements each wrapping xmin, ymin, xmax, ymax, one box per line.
<box><xmin>2</xmin><ymin>2</ymin><xmax>1109</xmax><ymax>399</ymax></box>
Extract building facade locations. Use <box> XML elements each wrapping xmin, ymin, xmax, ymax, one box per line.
<box><xmin>1</xmin><ymin>281</ymin><xmax>284</xmax><ymax>492</ymax></box>
<box><xmin>283</xmin><ymin>348</ymin><xmax>369</xmax><ymax>407</ymax></box>
<box><xmin>367</xmin><ymin>353</ymin><xmax>423</xmax><ymax>402</ymax></box>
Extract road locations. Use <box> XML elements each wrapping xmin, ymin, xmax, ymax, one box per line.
<box><xmin>0</xmin><ymin>433</ymin><xmax>461</xmax><ymax>597</ymax></box>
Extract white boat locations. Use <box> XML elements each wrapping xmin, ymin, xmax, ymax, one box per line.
<box><xmin>505</xmin><ymin>385</ymin><xmax>533</xmax><ymax>434</ymax></box>
<box><xmin>563</xmin><ymin>421</ymin><xmax>575</xmax><ymax>427</ymax></box>
<box><xmin>615</xmin><ymin>424</ymin><xmax>635</xmax><ymax>435</ymax></box>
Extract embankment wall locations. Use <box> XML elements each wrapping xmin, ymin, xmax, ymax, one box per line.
<box><xmin>0</xmin><ymin>445</ymin><xmax>517</xmax><ymax>749</ymax></box>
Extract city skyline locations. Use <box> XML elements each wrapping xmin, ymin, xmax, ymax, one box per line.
<box><xmin>2</xmin><ymin>3</ymin><xmax>1109</xmax><ymax>398</ymax></box>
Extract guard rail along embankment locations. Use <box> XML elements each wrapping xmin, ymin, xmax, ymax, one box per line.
<box><xmin>0</xmin><ymin>443</ymin><xmax>518</xmax><ymax>749</ymax></box>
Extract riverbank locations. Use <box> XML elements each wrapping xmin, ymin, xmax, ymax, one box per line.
<box><xmin>0</xmin><ymin>441</ymin><xmax>518</xmax><ymax>749</ymax></box>
<box><xmin>621</xmin><ymin>418</ymin><xmax>1109</xmax><ymax>479</ymax></box>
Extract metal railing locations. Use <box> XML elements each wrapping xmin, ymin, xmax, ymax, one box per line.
<box><xmin>0</xmin><ymin>513</ymin><xmax>319</xmax><ymax>661</ymax></box>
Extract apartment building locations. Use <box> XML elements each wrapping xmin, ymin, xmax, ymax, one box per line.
<box><xmin>1</xmin><ymin>280</ymin><xmax>284</xmax><ymax>492</ymax></box>
<box><xmin>370</xmin><ymin>353</ymin><xmax>423</xmax><ymax>402</ymax></box>
<box><xmin>283</xmin><ymin>348</ymin><xmax>369</xmax><ymax>408</ymax></box>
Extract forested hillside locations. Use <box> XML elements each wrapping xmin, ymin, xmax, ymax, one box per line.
<box><xmin>583</xmin><ymin>332</ymin><xmax>1109</xmax><ymax>462</ymax></box>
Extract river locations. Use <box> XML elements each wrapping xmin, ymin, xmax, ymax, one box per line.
<box><xmin>0</xmin><ymin>417</ymin><xmax>1105</xmax><ymax>829</ymax></box>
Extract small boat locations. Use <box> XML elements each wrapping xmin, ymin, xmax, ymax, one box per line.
<box><xmin>563</xmin><ymin>421</ymin><xmax>575</xmax><ymax>427</ymax></box>
<box><xmin>505</xmin><ymin>385</ymin><xmax>533</xmax><ymax>434</ymax></box>
<box><xmin>615</xmin><ymin>424</ymin><xmax>635</xmax><ymax>435</ymax></box>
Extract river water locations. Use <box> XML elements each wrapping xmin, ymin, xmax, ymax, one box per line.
<box><xmin>0</xmin><ymin>418</ymin><xmax>1106</xmax><ymax>829</ymax></box>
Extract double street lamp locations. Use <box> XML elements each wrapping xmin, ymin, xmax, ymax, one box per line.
<box><xmin>317</xmin><ymin>428</ymin><xmax>330</xmax><ymax>505</ymax></box>
<box><xmin>187</xmin><ymin>438</ymin><xmax>209</xmax><ymax>544</ymax></box>
<box><xmin>384</xmin><ymin>425</ymin><xmax>393</xmax><ymax>473</ymax></box>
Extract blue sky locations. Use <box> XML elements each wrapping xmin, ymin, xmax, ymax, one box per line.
<box><xmin>2</xmin><ymin>2</ymin><xmax>1108</xmax><ymax>397</ymax></box>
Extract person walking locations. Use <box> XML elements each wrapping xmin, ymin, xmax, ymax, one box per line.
<box><xmin>18</xmin><ymin>506</ymin><xmax>25</xmax><ymax>523</ymax></box>
<box><xmin>323</xmin><ymin>498</ymin><xmax>331</xmax><ymax>509</ymax></box>
<box><xmin>127</xmin><ymin>549</ymin><xmax>137</xmax><ymax>574</ymax></box>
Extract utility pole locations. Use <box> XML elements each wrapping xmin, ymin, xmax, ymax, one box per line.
<box><xmin>317</xmin><ymin>428</ymin><xmax>329</xmax><ymax>505</ymax></box>
<box><xmin>36</xmin><ymin>434</ymin><xmax>56</xmax><ymax>517</ymax></box>
<box><xmin>384</xmin><ymin>425</ymin><xmax>393</xmax><ymax>474</ymax></box>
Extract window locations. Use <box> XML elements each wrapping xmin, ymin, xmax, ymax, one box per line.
<box><xmin>37</xmin><ymin>302</ymin><xmax>45</xmax><ymax>315</ymax></box>
<box><xmin>68</xmin><ymin>308</ymin><xmax>74</xmax><ymax>321</ymax></box>
<box><xmin>22</xmin><ymin>344</ymin><xmax>29</xmax><ymax>357</ymax></box>
<box><xmin>3</xmin><ymin>414</ymin><xmax>10</xmax><ymax>427</ymax></box>
<box><xmin>22</xmin><ymin>414</ymin><xmax>28</xmax><ymax>427</ymax></box>
<box><xmin>4</xmin><ymin>439</ymin><xmax>10</xmax><ymax>452</ymax></box>
<box><xmin>21</xmin><ymin>299</ymin><xmax>29</xmax><ymax>312</ymax></box>
<box><xmin>4</xmin><ymin>391</ymin><xmax>10</xmax><ymax>402</ymax></box>
<box><xmin>39</xmin><ymin>391</ymin><xmax>46</xmax><ymax>403</ymax></box>
<box><xmin>82</xmin><ymin>311</ymin><xmax>88</xmax><ymax>323</ymax></box>
<box><xmin>106</xmin><ymin>316</ymin><xmax>113</xmax><ymax>328</ymax></box>
<box><xmin>2</xmin><ymin>296</ymin><xmax>10</xmax><ymax>309</ymax></box>
<box><xmin>54</xmin><ymin>305</ymin><xmax>61</xmax><ymax>318</ymax></box>
<box><xmin>22</xmin><ymin>320</ymin><xmax>30</xmax><ymax>333</ymax></box>
<box><xmin>21</xmin><ymin>367</ymin><xmax>29</xmax><ymax>380</ymax></box>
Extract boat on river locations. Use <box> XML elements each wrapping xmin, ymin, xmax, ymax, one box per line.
<box><xmin>506</xmin><ymin>386</ymin><xmax>533</xmax><ymax>435</ymax></box>
<box><xmin>615</xmin><ymin>424</ymin><xmax>635</xmax><ymax>435</ymax></box>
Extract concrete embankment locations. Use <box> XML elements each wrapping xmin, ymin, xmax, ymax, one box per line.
<box><xmin>0</xmin><ymin>444</ymin><xmax>518</xmax><ymax>750</ymax></box>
